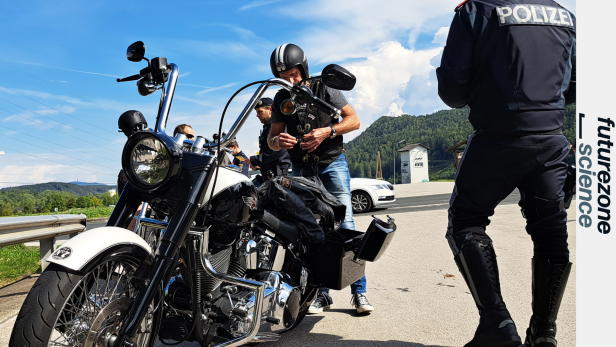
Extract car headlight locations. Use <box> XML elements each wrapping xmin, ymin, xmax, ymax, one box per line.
<box><xmin>371</xmin><ymin>184</ymin><xmax>388</xmax><ymax>190</ymax></box>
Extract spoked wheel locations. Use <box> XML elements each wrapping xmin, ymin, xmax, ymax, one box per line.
<box><xmin>10</xmin><ymin>254</ymin><xmax>159</xmax><ymax>347</ymax></box>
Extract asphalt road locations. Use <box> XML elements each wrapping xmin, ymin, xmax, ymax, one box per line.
<box><xmin>0</xmin><ymin>184</ymin><xmax>575</xmax><ymax>347</ymax></box>
<box><xmin>361</xmin><ymin>189</ymin><xmax>521</xmax><ymax>215</ymax></box>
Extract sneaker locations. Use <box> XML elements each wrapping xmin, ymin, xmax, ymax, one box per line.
<box><xmin>308</xmin><ymin>291</ymin><xmax>333</xmax><ymax>314</ymax></box>
<box><xmin>351</xmin><ymin>293</ymin><xmax>374</xmax><ymax>314</ymax></box>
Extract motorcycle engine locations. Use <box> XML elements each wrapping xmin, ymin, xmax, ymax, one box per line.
<box><xmin>208</xmin><ymin>271</ymin><xmax>302</xmax><ymax>336</ymax></box>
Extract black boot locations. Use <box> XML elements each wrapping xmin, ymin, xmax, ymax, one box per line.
<box><xmin>525</xmin><ymin>259</ymin><xmax>572</xmax><ymax>347</ymax></box>
<box><xmin>454</xmin><ymin>240</ymin><xmax>522</xmax><ymax>347</ymax></box>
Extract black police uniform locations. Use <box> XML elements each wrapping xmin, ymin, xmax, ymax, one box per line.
<box><xmin>250</xmin><ymin>120</ymin><xmax>292</xmax><ymax>178</ymax></box>
<box><xmin>436</xmin><ymin>1</ymin><xmax>575</xmax><ymax>346</ymax></box>
<box><xmin>271</xmin><ymin>80</ymin><xmax>348</xmax><ymax>173</ymax></box>
<box><xmin>231</xmin><ymin>151</ymin><xmax>250</xmax><ymax>177</ymax></box>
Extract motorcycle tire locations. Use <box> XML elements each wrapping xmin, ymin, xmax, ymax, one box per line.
<box><xmin>9</xmin><ymin>254</ymin><xmax>160</xmax><ymax>347</ymax></box>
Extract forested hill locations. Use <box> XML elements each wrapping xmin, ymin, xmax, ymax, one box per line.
<box><xmin>1</xmin><ymin>182</ymin><xmax>114</xmax><ymax>196</ymax></box>
<box><xmin>344</xmin><ymin>104</ymin><xmax>576</xmax><ymax>182</ymax></box>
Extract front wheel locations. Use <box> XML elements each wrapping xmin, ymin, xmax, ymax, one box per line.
<box><xmin>10</xmin><ymin>254</ymin><xmax>159</xmax><ymax>347</ymax></box>
<box><xmin>351</xmin><ymin>191</ymin><xmax>373</xmax><ymax>213</ymax></box>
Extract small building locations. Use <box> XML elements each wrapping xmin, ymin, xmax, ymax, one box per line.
<box><xmin>398</xmin><ymin>143</ymin><xmax>431</xmax><ymax>184</ymax></box>
<box><xmin>109</xmin><ymin>188</ymin><xmax>117</xmax><ymax>196</ymax></box>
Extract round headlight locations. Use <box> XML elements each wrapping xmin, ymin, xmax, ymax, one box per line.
<box><xmin>130</xmin><ymin>137</ymin><xmax>171</xmax><ymax>185</ymax></box>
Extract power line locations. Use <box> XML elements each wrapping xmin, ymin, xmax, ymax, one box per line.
<box><xmin>0</xmin><ymin>95</ymin><xmax>119</xmax><ymax>145</ymax></box>
<box><xmin>0</xmin><ymin>144</ymin><xmax>115</xmax><ymax>176</ymax></box>
<box><xmin>0</xmin><ymin>105</ymin><xmax>121</xmax><ymax>154</ymax></box>
<box><xmin>0</xmin><ymin>133</ymin><xmax>119</xmax><ymax>171</ymax></box>
<box><xmin>0</xmin><ymin>85</ymin><xmax>123</xmax><ymax>138</ymax></box>
<box><xmin>2</xmin><ymin>61</ymin><xmax>122</xmax><ymax>114</ymax></box>
<box><xmin>0</xmin><ymin>124</ymin><xmax>118</xmax><ymax>163</ymax></box>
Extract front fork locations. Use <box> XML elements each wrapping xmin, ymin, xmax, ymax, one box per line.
<box><xmin>112</xmin><ymin>170</ymin><xmax>267</xmax><ymax>346</ymax></box>
<box><xmin>114</xmin><ymin>200</ymin><xmax>199</xmax><ymax>347</ymax></box>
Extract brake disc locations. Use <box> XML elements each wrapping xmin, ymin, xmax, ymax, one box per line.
<box><xmin>84</xmin><ymin>297</ymin><xmax>132</xmax><ymax>346</ymax></box>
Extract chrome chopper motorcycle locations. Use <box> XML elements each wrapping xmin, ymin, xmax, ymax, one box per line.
<box><xmin>10</xmin><ymin>41</ymin><xmax>397</xmax><ymax>347</ymax></box>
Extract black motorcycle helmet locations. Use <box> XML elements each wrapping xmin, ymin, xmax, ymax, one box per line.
<box><xmin>270</xmin><ymin>43</ymin><xmax>310</xmax><ymax>79</ymax></box>
<box><xmin>118</xmin><ymin>110</ymin><xmax>147</xmax><ymax>137</ymax></box>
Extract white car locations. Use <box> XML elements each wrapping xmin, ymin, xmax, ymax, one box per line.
<box><xmin>350</xmin><ymin>178</ymin><xmax>396</xmax><ymax>213</ymax></box>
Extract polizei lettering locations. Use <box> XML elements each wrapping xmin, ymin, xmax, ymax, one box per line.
<box><xmin>496</xmin><ymin>4</ymin><xmax>574</xmax><ymax>28</ymax></box>
<box><xmin>597</xmin><ymin>118</ymin><xmax>614</xmax><ymax>234</ymax></box>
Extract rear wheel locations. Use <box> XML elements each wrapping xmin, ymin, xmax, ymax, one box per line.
<box><xmin>351</xmin><ymin>191</ymin><xmax>372</xmax><ymax>213</ymax></box>
<box><xmin>9</xmin><ymin>254</ymin><xmax>159</xmax><ymax>347</ymax></box>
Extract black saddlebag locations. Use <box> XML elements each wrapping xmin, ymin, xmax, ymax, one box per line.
<box><xmin>311</xmin><ymin>216</ymin><xmax>397</xmax><ymax>290</ymax></box>
<box><xmin>254</xmin><ymin>176</ymin><xmax>346</xmax><ymax>243</ymax></box>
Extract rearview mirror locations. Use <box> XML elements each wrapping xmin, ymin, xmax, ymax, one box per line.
<box><xmin>127</xmin><ymin>41</ymin><xmax>146</xmax><ymax>62</ymax></box>
<box><xmin>321</xmin><ymin>64</ymin><xmax>356</xmax><ymax>91</ymax></box>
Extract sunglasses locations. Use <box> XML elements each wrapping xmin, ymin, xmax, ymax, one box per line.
<box><xmin>181</xmin><ymin>133</ymin><xmax>194</xmax><ymax>139</ymax></box>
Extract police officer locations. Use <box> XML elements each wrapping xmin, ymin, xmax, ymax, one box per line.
<box><xmin>437</xmin><ymin>1</ymin><xmax>575</xmax><ymax>346</ymax></box>
<box><xmin>267</xmin><ymin>43</ymin><xmax>374</xmax><ymax>315</ymax></box>
<box><xmin>249</xmin><ymin>97</ymin><xmax>292</xmax><ymax>181</ymax></box>
<box><xmin>225</xmin><ymin>140</ymin><xmax>250</xmax><ymax>177</ymax></box>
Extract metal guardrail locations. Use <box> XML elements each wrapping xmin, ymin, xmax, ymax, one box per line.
<box><xmin>0</xmin><ymin>214</ymin><xmax>87</xmax><ymax>271</ymax></box>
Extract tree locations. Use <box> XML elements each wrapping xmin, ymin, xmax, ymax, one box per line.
<box><xmin>2</xmin><ymin>203</ymin><xmax>13</xmax><ymax>216</ymax></box>
<box><xmin>76</xmin><ymin>196</ymin><xmax>88</xmax><ymax>208</ymax></box>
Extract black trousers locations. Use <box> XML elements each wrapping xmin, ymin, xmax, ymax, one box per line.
<box><xmin>446</xmin><ymin>132</ymin><xmax>570</xmax><ymax>262</ymax></box>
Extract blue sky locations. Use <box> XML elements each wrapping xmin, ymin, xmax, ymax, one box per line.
<box><xmin>0</xmin><ymin>0</ymin><xmax>576</xmax><ymax>187</ymax></box>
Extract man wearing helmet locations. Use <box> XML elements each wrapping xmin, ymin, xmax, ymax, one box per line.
<box><xmin>267</xmin><ymin>43</ymin><xmax>373</xmax><ymax>315</ymax></box>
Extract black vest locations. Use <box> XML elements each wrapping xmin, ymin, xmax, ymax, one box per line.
<box><xmin>275</xmin><ymin>80</ymin><xmax>343</xmax><ymax>168</ymax></box>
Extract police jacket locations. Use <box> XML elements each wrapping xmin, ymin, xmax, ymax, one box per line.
<box><xmin>436</xmin><ymin>0</ymin><xmax>576</xmax><ymax>133</ymax></box>
<box><xmin>232</xmin><ymin>151</ymin><xmax>250</xmax><ymax>177</ymax></box>
<box><xmin>250</xmin><ymin>121</ymin><xmax>292</xmax><ymax>175</ymax></box>
<box><xmin>272</xmin><ymin>80</ymin><xmax>344</xmax><ymax>168</ymax></box>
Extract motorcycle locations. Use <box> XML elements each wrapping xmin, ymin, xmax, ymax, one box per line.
<box><xmin>10</xmin><ymin>41</ymin><xmax>397</xmax><ymax>347</ymax></box>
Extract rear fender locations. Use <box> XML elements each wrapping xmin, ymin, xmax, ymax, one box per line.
<box><xmin>46</xmin><ymin>226</ymin><xmax>154</xmax><ymax>272</ymax></box>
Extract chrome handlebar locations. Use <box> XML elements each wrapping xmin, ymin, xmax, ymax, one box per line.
<box><xmin>155</xmin><ymin>63</ymin><xmax>179</xmax><ymax>134</ymax></box>
<box><xmin>212</xmin><ymin>78</ymin><xmax>293</xmax><ymax>149</ymax></box>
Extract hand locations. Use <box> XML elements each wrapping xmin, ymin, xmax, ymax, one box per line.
<box><xmin>301</xmin><ymin>127</ymin><xmax>331</xmax><ymax>153</ymax></box>
<box><xmin>276</xmin><ymin>133</ymin><xmax>297</xmax><ymax>149</ymax></box>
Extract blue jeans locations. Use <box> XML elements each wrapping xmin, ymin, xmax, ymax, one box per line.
<box><xmin>292</xmin><ymin>153</ymin><xmax>367</xmax><ymax>295</ymax></box>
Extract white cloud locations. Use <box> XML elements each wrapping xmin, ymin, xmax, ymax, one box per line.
<box><xmin>0</xmin><ymin>86</ymin><xmax>94</xmax><ymax>107</ymax></box>
<box><xmin>0</xmin><ymin>151</ymin><xmax>5</xmax><ymax>155</ymax></box>
<box><xmin>272</xmin><ymin>0</ymin><xmax>575</xmax><ymax>142</ymax></box>
<box><xmin>0</xmin><ymin>160</ymin><xmax>116</xmax><ymax>189</ymax></box>
<box><xmin>432</xmin><ymin>26</ymin><xmax>450</xmax><ymax>45</ymax></box>
<box><xmin>240</xmin><ymin>0</ymin><xmax>283</xmax><ymax>10</ymax></box>
<box><xmin>268</xmin><ymin>1</ymin><xmax>455</xmax><ymax>141</ymax></box>
<box><xmin>197</xmin><ymin>83</ymin><xmax>239</xmax><ymax>95</ymax></box>
<box><xmin>343</xmin><ymin>41</ymin><xmax>444</xmax><ymax>139</ymax></box>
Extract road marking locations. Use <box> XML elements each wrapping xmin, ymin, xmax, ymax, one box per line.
<box><xmin>386</xmin><ymin>203</ymin><xmax>449</xmax><ymax>210</ymax></box>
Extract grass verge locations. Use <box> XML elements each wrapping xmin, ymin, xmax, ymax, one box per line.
<box><xmin>0</xmin><ymin>244</ymin><xmax>41</xmax><ymax>288</ymax></box>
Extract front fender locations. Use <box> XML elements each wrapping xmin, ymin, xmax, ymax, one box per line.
<box><xmin>46</xmin><ymin>226</ymin><xmax>153</xmax><ymax>272</ymax></box>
